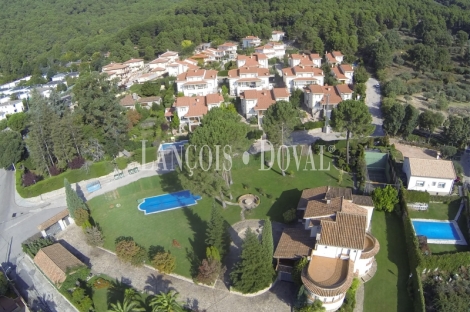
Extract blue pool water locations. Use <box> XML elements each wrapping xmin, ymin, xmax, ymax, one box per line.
<box><xmin>159</xmin><ymin>140</ymin><xmax>188</xmax><ymax>152</ymax></box>
<box><xmin>412</xmin><ymin>220</ymin><xmax>460</xmax><ymax>240</ymax></box>
<box><xmin>138</xmin><ymin>190</ymin><xmax>201</xmax><ymax>215</ymax></box>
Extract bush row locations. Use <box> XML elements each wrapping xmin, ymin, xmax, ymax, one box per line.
<box><xmin>405</xmin><ymin>190</ymin><xmax>430</xmax><ymax>203</ymax></box>
<box><xmin>429</xmin><ymin>194</ymin><xmax>461</xmax><ymax>203</ymax></box>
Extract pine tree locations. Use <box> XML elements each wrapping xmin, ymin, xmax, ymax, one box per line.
<box><xmin>51</xmin><ymin>113</ymin><xmax>77</xmax><ymax>169</ymax></box>
<box><xmin>230</xmin><ymin>228</ymin><xmax>273</xmax><ymax>293</ymax></box>
<box><xmin>261</xmin><ymin>219</ymin><xmax>274</xmax><ymax>264</ymax></box>
<box><xmin>205</xmin><ymin>204</ymin><xmax>230</xmax><ymax>258</ymax></box>
<box><xmin>64</xmin><ymin>178</ymin><xmax>87</xmax><ymax>218</ymax></box>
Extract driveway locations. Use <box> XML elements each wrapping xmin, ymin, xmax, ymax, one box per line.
<box><xmin>392</xmin><ymin>141</ymin><xmax>437</xmax><ymax>160</ymax></box>
<box><xmin>56</xmin><ymin>225</ymin><xmax>295</xmax><ymax>312</ymax></box>
<box><xmin>365</xmin><ymin>78</ymin><xmax>384</xmax><ymax>137</ymax></box>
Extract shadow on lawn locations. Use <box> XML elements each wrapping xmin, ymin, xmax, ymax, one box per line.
<box><xmin>384</xmin><ymin>212</ymin><xmax>413</xmax><ymax>311</ymax></box>
<box><xmin>183</xmin><ymin>207</ymin><xmax>207</xmax><ymax>278</ymax></box>
<box><xmin>266</xmin><ymin>188</ymin><xmax>302</xmax><ymax>222</ymax></box>
<box><xmin>159</xmin><ymin>171</ymin><xmax>183</xmax><ymax>193</ymax></box>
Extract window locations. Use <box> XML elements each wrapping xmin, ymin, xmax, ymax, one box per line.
<box><xmin>432</xmin><ymin>182</ymin><xmax>436</xmax><ymax>186</ymax></box>
<box><xmin>438</xmin><ymin>182</ymin><xmax>446</xmax><ymax>188</ymax></box>
<box><xmin>415</xmin><ymin>181</ymin><xmax>425</xmax><ymax>187</ymax></box>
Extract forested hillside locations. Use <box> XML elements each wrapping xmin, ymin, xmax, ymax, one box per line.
<box><xmin>2</xmin><ymin>0</ymin><xmax>470</xmax><ymax>83</ymax></box>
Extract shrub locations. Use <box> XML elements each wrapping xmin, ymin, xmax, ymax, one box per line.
<box><xmin>22</xmin><ymin>236</ymin><xmax>54</xmax><ymax>257</ymax></box>
<box><xmin>68</xmin><ymin>157</ymin><xmax>85</xmax><ymax>169</ymax></box>
<box><xmin>292</xmin><ymin>257</ymin><xmax>309</xmax><ymax>286</ymax></box>
<box><xmin>49</xmin><ymin>165</ymin><xmax>61</xmax><ymax>176</ymax></box>
<box><xmin>115</xmin><ymin>237</ymin><xmax>147</xmax><ymax>267</ymax></box>
<box><xmin>151</xmin><ymin>252</ymin><xmax>176</xmax><ymax>274</ymax></box>
<box><xmin>247</xmin><ymin>129</ymin><xmax>263</xmax><ymax>140</ymax></box>
<box><xmin>196</xmin><ymin>258</ymin><xmax>221</xmax><ymax>285</ymax></box>
<box><xmin>22</xmin><ymin>171</ymin><xmax>39</xmax><ymax>187</ymax></box>
<box><xmin>371</xmin><ymin>185</ymin><xmax>399</xmax><ymax>212</ymax></box>
<box><xmin>283</xmin><ymin>208</ymin><xmax>297</xmax><ymax>223</ymax></box>
<box><xmin>404</xmin><ymin>190</ymin><xmax>430</xmax><ymax>203</ymax></box>
<box><xmin>338</xmin><ymin>278</ymin><xmax>360</xmax><ymax>312</ymax></box>
<box><xmin>248</xmin><ymin>116</ymin><xmax>258</xmax><ymax>125</ymax></box>
<box><xmin>92</xmin><ymin>278</ymin><xmax>111</xmax><ymax>289</ymax></box>
<box><xmin>84</xmin><ymin>226</ymin><xmax>104</xmax><ymax>247</ymax></box>
<box><xmin>302</xmin><ymin>121</ymin><xmax>325</xmax><ymax>130</ymax></box>
<box><xmin>0</xmin><ymin>273</ymin><xmax>8</xmax><ymax>296</ymax></box>
<box><xmin>74</xmin><ymin>208</ymin><xmax>90</xmax><ymax>227</ymax></box>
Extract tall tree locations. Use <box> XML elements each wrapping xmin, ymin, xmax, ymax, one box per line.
<box><xmin>418</xmin><ymin>110</ymin><xmax>444</xmax><ymax>142</ymax></box>
<box><xmin>51</xmin><ymin>114</ymin><xmax>77</xmax><ymax>169</ymax></box>
<box><xmin>443</xmin><ymin>115</ymin><xmax>470</xmax><ymax>148</ymax></box>
<box><xmin>149</xmin><ymin>291</ymin><xmax>184</xmax><ymax>312</ymax></box>
<box><xmin>230</xmin><ymin>228</ymin><xmax>274</xmax><ymax>294</ymax></box>
<box><xmin>108</xmin><ymin>298</ymin><xmax>145</xmax><ymax>312</ymax></box>
<box><xmin>382</xmin><ymin>102</ymin><xmax>405</xmax><ymax>136</ymax></box>
<box><xmin>401</xmin><ymin>104</ymin><xmax>419</xmax><ymax>137</ymax></box>
<box><xmin>6</xmin><ymin>112</ymin><xmax>29</xmax><ymax>133</ymax></box>
<box><xmin>261</xmin><ymin>219</ymin><xmax>273</xmax><ymax>265</ymax></box>
<box><xmin>330</xmin><ymin>100</ymin><xmax>375</xmax><ymax>164</ymax></box>
<box><xmin>0</xmin><ymin>130</ymin><xmax>24</xmax><ymax>168</ymax></box>
<box><xmin>262</xmin><ymin>100</ymin><xmax>299</xmax><ymax>176</ymax></box>
<box><xmin>64</xmin><ymin>178</ymin><xmax>87</xmax><ymax>218</ymax></box>
<box><xmin>205</xmin><ymin>204</ymin><xmax>230</xmax><ymax>258</ymax></box>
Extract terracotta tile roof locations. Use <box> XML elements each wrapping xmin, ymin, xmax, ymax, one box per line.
<box><xmin>272</xmin><ymin>88</ymin><xmax>290</xmax><ymax>99</ymax></box>
<box><xmin>352</xmin><ymin>195</ymin><xmax>374</xmax><ymax>207</ymax></box>
<box><xmin>165</xmin><ymin>107</ymin><xmax>174</xmax><ymax>117</ymax></box>
<box><xmin>335</xmin><ymin>84</ymin><xmax>353</xmax><ymax>94</ymax></box>
<box><xmin>150</xmin><ymin>58</ymin><xmax>169</xmax><ymax>64</ymax></box>
<box><xmin>304</xmin><ymin>197</ymin><xmax>342</xmax><ymax>219</ymax></box>
<box><xmin>301</xmin><ymin>257</ymin><xmax>354</xmax><ymax>297</ymax></box>
<box><xmin>123</xmin><ymin>58</ymin><xmax>143</xmax><ymax>64</ymax></box>
<box><xmin>205</xmin><ymin>93</ymin><xmax>223</xmax><ymax>104</ymax></box>
<box><xmin>34</xmin><ymin>243</ymin><xmax>84</xmax><ymax>285</ymax></box>
<box><xmin>326</xmin><ymin>53</ymin><xmax>337</xmax><ymax>63</ymax></box>
<box><xmin>253</xmin><ymin>53</ymin><xmax>268</xmax><ymax>60</ymax></box>
<box><xmin>272</xmin><ymin>30</ymin><xmax>285</xmax><ymax>34</ymax></box>
<box><xmin>151</xmin><ymin>67</ymin><xmax>166</xmax><ymax>72</ymax></box>
<box><xmin>183</xmin><ymin>80</ymin><xmax>208</xmax><ymax>86</ymax></box>
<box><xmin>160</xmin><ymin>51</ymin><xmax>178</xmax><ymax>57</ymax></box>
<box><xmin>228</xmin><ymin>67</ymin><xmax>269</xmax><ymax>78</ymax></box>
<box><xmin>273</xmin><ymin>228</ymin><xmax>316</xmax><ymax>259</ymax></box>
<box><xmin>360</xmin><ymin>233</ymin><xmax>380</xmax><ymax>259</ymax></box>
<box><xmin>102</xmin><ymin>63</ymin><xmax>127</xmax><ymax>71</ymax></box>
<box><xmin>120</xmin><ymin>94</ymin><xmax>137</xmax><ymax>107</ymax></box>
<box><xmin>339</xmin><ymin>64</ymin><xmax>354</xmax><ymax>72</ymax></box>
<box><xmin>244</xmin><ymin>36</ymin><xmax>260</xmax><ymax>40</ymax></box>
<box><xmin>236</xmin><ymin>77</ymin><xmax>262</xmax><ymax>82</ymax></box>
<box><xmin>293</xmin><ymin>65</ymin><xmax>323</xmax><ymax>75</ymax></box>
<box><xmin>406</xmin><ymin>157</ymin><xmax>456</xmax><ymax>179</ymax></box>
<box><xmin>204</xmin><ymin>70</ymin><xmax>218</xmax><ymax>79</ymax></box>
<box><xmin>297</xmin><ymin>186</ymin><xmax>328</xmax><ymax>209</ymax></box>
<box><xmin>139</xmin><ymin>96</ymin><xmax>161</xmax><ymax>104</ymax></box>
<box><xmin>318</xmin><ymin>212</ymin><xmax>367</xmax><ymax>249</ymax></box>
<box><xmin>320</xmin><ymin>85</ymin><xmax>342</xmax><ymax>105</ymax></box>
<box><xmin>38</xmin><ymin>210</ymin><xmax>69</xmax><ymax>231</ymax></box>
<box><xmin>340</xmin><ymin>200</ymin><xmax>368</xmax><ymax>216</ymax></box>
<box><xmin>305</xmin><ymin>84</ymin><xmax>324</xmax><ymax>94</ymax></box>
<box><xmin>326</xmin><ymin>186</ymin><xmax>352</xmax><ymax>200</ymax></box>
<box><xmin>332</xmin><ymin>67</ymin><xmax>347</xmax><ymax>80</ymax></box>
<box><xmin>174</xmin><ymin>94</ymin><xmax>222</xmax><ymax>117</ymax></box>
<box><xmin>218</xmin><ymin>42</ymin><xmax>238</xmax><ymax>47</ymax></box>
<box><xmin>332</xmin><ymin>51</ymin><xmax>344</xmax><ymax>57</ymax></box>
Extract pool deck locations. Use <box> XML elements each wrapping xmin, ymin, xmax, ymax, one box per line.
<box><xmin>411</xmin><ymin>219</ymin><xmax>467</xmax><ymax>245</ymax></box>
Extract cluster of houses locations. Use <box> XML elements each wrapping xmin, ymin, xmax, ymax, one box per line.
<box><xmin>0</xmin><ymin>72</ymin><xmax>78</xmax><ymax>120</ymax></box>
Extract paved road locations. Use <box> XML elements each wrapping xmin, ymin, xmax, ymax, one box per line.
<box><xmin>365</xmin><ymin>77</ymin><xmax>384</xmax><ymax>137</ymax></box>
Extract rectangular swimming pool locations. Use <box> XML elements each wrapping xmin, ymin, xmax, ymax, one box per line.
<box><xmin>159</xmin><ymin>140</ymin><xmax>188</xmax><ymax>152</ymax></box>
<box><xmin>412</xmin><ymin>220</ymin><xmax>460</xmax><ymax>240</ymax></box>
<box><xmin>138</xmin><ymin>190</ymin><xmax>201</xmax><ymax>215</ymax></box>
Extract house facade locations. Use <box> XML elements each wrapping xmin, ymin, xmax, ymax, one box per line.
<box><xmin>0</xmin><ymin>100</ymin><xmax>24</xmax><ymax>120</ymax></box>
<box><xmin>326</xmin><ymin>51</ymin><xmax>344</xmax><ymax>66</ymax></box>
<box><xmin>236</xmin><ymin>54</ymin><xmax>269</xmax><ymax>68</ymax></box>
<box><xmin>274</xmin><ymin>186</ymin><xmax>379</xmax><ymax>311</ymax></box>
<box><xmin>176</xmin><ymin>69</ymin><xmax>218</xmax><ymax>96</ymax></box>
<box><xmin>303</xmin><ymin>84</ymin><xmax>353</xmax><ymax>118</ymax></box>
<box><xmin>242</xmin><ymin>36</ymin><xmax>261</xmax><ymax>48</ymax></box>
<box><xmin>332</xmin><ymin>64</ymin><xmax>354</xmax><ymax>84</ymax></box>
<box><xmin>123</xmin><ymin>59</ymin><xmax>144</xmax><ymax>72</ymax></box>
<box><xmin>403</xmin><ymin>157</ymin><xmax>456</xmax><ymax>195</ymax></box>
<box><xmin>240</xmin><ymin>88</ymin><xmax>289</xmax><ymax>126</ymax></box>
<box><xmin>289</xmin><ymin>54</ymin><xmax>322</xmax><ymax>68</ymax></box>
<box><xmin>282</xmin><ymin>65</ymin><xmax>324</xmax><ymax>93</ymax></box>
<box><xmin>271</xmin><ymin>30</ymin><xmax>285</xmax><ymax>41</ymax></box>
<box><xmin>227</xmin><ymin>66</ymin><xmax>271</xmax><ymax>96</ymax></box>
<box><xmin>254</xmin><ymin>42</ymin><xmax>286</xmax><ymax>59</ymax></box>
<box><xmin>217</xmin><ymin>42</ymin><xmax>238</xmax><ymax>59</ymax></box>
<box><xmin>172</xmin><ymin>94</ymin><xmax>223</xmax><ymax>130</ymax></box>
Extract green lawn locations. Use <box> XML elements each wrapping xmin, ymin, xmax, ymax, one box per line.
<box><xmin>408</xmin><ymin>199</ymin><xmax>469</xmax><ymax>254</ymax></box>
<box><xmin>92</xmin><ymin>288</ymin><xmax>109</xmax><ymax>312</ymax></box>
<box><xmin>364</xmin><ymin>212</ymin><xmax>414</xmax><ymax>312</ymax></box>
<box><xmin>88</xmin><ymin>153</ymin><xmax>351</xmax><ymax>278</ymax></box>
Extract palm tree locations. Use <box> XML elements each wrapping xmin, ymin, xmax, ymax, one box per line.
<box><xmin>108</xmin><ymin>298</ymin><xmax>146</xmax><ymax>312</ymax></box>
<box><xmin>149</xmin><ymin>291</ymin><xmax>184</xmax><ymax>312</ymax></box>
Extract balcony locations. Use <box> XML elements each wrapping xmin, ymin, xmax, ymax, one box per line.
<box><xmin>360</xmin><ymin>233</ymin><xmax>380</xmax><ymax>259</ymax></box>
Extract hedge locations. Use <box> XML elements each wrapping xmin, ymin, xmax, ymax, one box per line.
<box><xmin>429</xmin><ymin>194</ymin><xmax>461</xmax><ymax>203</ymax></box>
<box><xmin>16</xmin><ymin>161</ymin><xmax>114</xmax><ymax>198</ymax></box>
<box><xmin>404</xmin><ymin>190</ymin><xmax>430</xmax><ymax>203</ymax></box>
<box><xmin>420</xmin><ymin>252</ymin><xmax>470</xmax><ymax>272</ymax></box>
<box><xmin>295</xmin><ymin>121</ymin><xmax>325</xmax><ymax>130</ymax></box>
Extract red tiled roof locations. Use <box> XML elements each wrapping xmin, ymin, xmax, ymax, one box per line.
<box><xmin>150</xmin><ymin>58</ymin><xmax>169</xmax><ymax>64</ymax></box>
<box><xmin>305</xmin><ymin>84</ymin><xmax>324</xmax><ymax>94</ymax></box>
<box><xmin>123</xmin><ymin>58</ymin><xmax>143</xmax><ymax>64</ymax></box>
<box><xmin>38</xmin><ymin>210</ymin><xmax>69</xmax><ymax>231</ymax></box>
<box><xmin>120</xmin><ymin>94</ymin><xmax>137</xmax><ymax>107</ymax></box>
<box><xmin>244</xmin><ymin>36</ymin><xmax>260</xmax><ymax>40</ymax></box>
<box><xmin>206</xmin><ymin>93</ymin><xmax>223</xmax><ymax>104</ymax></box>
<box><xmin>335</xmin><ymin>84</ymin><xmax>353</xmax><ymax>94</ymax></box>
<box><xmin>139</xmin><ymin>96</ymin><xmax>161</xmax><ymax>103</ymax></box>
<box><xmin>272</xmin><ymin>88</ymin><xmax>290</xmax><ymax>98</ymax></box>
<box><xmin>318</xmin><ymin>212</ymin><xmax>367</xmax><ymax>250</ymax></box>
<box><xmin>332</xmin><ymin>67</ymin><xmax>347</xmax><ymax>80</ymax></box>
<box><xmin>273</xmin><ymin>228</ymin><xmax>316</xmax><ymax>259</ymax></box>
<box><xmin>160</xmin><ymin>51</ymin><xmax>178</xmax><ymax>57</ymax></box>
<box><xmin>339</xmin><ymin>64</ymin><xmax>354</xmax><ymax>72</ymax></box>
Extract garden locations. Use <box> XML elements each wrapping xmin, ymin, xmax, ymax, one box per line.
<box><xmin>87</xmin><ymin>152</ymin><xmax>349</xmax><ymax>278</ymax></box>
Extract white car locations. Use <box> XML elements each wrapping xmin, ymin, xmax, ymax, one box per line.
<box><xmin>374</xmin><ymin>84</ymin><xmax>380</xmax><ymax>88</ymax></box>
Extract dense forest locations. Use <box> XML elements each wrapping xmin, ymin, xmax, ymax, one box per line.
<box><xmin>2</xmin><ymin>0</ymin><xmax>470</xmax><ymax>82</ymax></box>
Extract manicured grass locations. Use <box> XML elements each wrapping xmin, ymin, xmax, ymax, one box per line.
<box><xmin>92</xmin><ymin>288</ymin><xmax>109</xmax><ymax>312</ymax></box>
<box><xmin>16</xmin><ymin>161</ymin><xmax>114</xmax><ymax>198</ymax></box>
<box><xmin>88</xmin><ymin>153</ymin><xmax>351</xmax><ymax>278</ymax></box>
<box><xmin>408</xmin><ymin>199</ymin><xmax>469</xmax><ymax>254</ymax></box>
<box><xmin>364</xmin><ymin>212</ymin><xmax>414</xmax><ymax>312</ymax></box>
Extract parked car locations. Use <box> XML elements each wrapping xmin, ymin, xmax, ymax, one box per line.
<box><xmin>374</xmin><ymin>84</ymin><xmax>380</xmax><ymax>88</ymax></box>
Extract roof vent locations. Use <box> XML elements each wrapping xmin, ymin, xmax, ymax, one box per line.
<box><xmin>326</xmin><ymin>199</ymin><xmax>331</xmax><ymax>204</ymax></box>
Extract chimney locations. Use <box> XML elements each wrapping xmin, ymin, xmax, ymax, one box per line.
<box><xmin>132</xmin><ymin>93</ymin><xmax>138</xmax><ymax>100</ymax></box>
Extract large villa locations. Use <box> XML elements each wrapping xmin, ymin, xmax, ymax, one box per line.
<box><xmin>274</xmin><ymin>186</ymin><xmax>380</xmax><ymax>311</ymax></box>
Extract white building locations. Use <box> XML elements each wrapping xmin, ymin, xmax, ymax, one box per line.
<box><xmin>227</xmin><ymin>66</ymin><xmax>271</xmax><ymax>96</ymax></box>
<box><xmin>332</xmin><ymin>64</ymin><xmax>354</xmax><ymax>84</ymax></box>
<box><xmin>271</xmin><ymin>30</ymin><xmax>285</xmax><ymax>42</ymax></box>
<box><xmin>159</xmin><ymin>51</ymin><xmax>179</xmax><ymax>62</ymax></box>
<box><xmin>274</xmin><ymin>186</ymin><xmax>379</xmax><ymax>311</ymax></box>
<box><xmin>236</xmin><ymin>53</ymin><xmax>268</xmax><ymax>69</ymax></box>
<box><xmin>240</xmin><ymin>88</ymin><xmax>289</xmax><ymax>127</ymax></box>
<box><xmin>172</xmin><ymin>94</ymin><xmax>223</xmax><ymax>129</ymax></box>
<box><xmin>289</xmin><ymin>53</ymin><xmax>322</xmax><ymax>68</ymax></box>
<box><xmin>403</xmin><ymin>157</ymin><xmax>456</xmax><ymax>195</ymax></box>
<box><xmin>51</xmin><ymin>73</ymin><xmax>67</xmax><ymax>82</ymax></box>
<box><xmin>123</xmin><ymin>59</ymin><xmax>144</xmax><ymax>72</ymax></box>
<box><xmin>242</xmin><ymin>36</ymin><xmax>261</xmax><ymax>48</ymax></box>
<box><xmin>148</xmin><ymin>57</ymin><xmax>171</xmax><ymax>70</ymax></box>
<box><xmin>102</xmin><ymin>62</ymin><xmax>130</xmax><ymax>81</ymax></box>
<box><xmin>303</xmin><ymin>84</ymin><xmax>353</xmax><ymax>118</ymax></box>
<box><xmin>176</xmin><ymin>69</ymin><xmax>218</xmax><ymax>96</ymax></box>
<box><xmin>254</xmin><ymin>42</ymin><xmax>286</xmax><ymax>59</ymax></box>
<box><xmin>282</xmin><ymin>65</ymin><xmax>324</xmax><ymax>93</ymax></box>
<box><xmin>217</xmin><ymin>42</ymin><xmax>238</xmax><ymax>59</ymax></box>
<box><xmin>326</xmin><ymin>51</ymin><xmax>344</xmax><ymax>66</ymax></box>
<box><xmin>0</xmin><ymin>100</ymin><xmax>25</xmax><ymax>120</ymax></box>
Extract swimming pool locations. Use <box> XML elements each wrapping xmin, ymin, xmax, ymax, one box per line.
<box><xmin>159</xmin><ymin>140</ymin><xmax>188</xmax><ymax>152</ymax></box>
<box><xmin>138</xmin><ymin>190</ymin><xmax>201</xmax><ymax>215</ymax></box>
<box><xmin>411</xmin><ymin>219</ymin><xmax>467</xmax><ymax>245</ymax></box>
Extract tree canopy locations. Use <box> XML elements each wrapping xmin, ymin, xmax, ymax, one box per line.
<box><xmin>0</xmin><ymin>130</ymin><xmax>24</xmax><ymax>168</ymax></box>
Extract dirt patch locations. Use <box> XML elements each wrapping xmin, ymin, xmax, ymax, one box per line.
<box><xmin>392</xmin><ymin>141</ymin><xmax>438</xmax><ymax>160</ymax></box>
